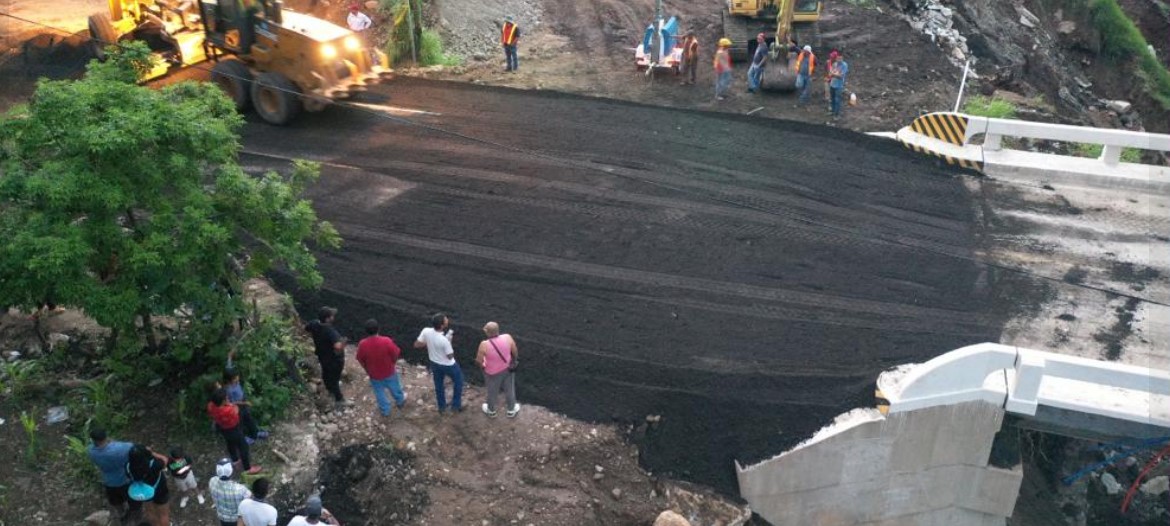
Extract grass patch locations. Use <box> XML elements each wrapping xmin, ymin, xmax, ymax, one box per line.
<box><xmin>1072</xmin><ymin>143</ymin><xmax>1144</xmax><ymax>162</ymax></box>
<box><xmin>1086</xmin><ymin>0</ymin><xmax>1170</xmax><ymax>109</ymax></box>
<box><xmin>963</xmin><ymin>95</ymin><xmax>1018</xmax><ymax>119</ymax></box>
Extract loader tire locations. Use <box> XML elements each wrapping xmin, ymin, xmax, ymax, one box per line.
<box><xmin>251</xmin><ymin>71</ymin><xmax>302</xmax><ymax>126</ymax></box>
<box><xmin>87</xmin><ymin>12</ymin><xmax>117</xmax><ymax>61</ymax></box>
<box><xmin>211</xmin><ymin>60</ymin><xmax>253</xmax><ymax>112</ymax></box>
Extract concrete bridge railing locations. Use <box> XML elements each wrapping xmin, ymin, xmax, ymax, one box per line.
<box><xmin>893</xmin><ymin>112</ymin><xmax>1170</xmax><ymax>190</ymax></box>
<box><xmin>879</xmin><ymin>342</ymin><xmax>1170</xmax><ymax>427</ymax></box>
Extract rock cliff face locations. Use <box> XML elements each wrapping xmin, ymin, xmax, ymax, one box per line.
<box><xmin>890</xmin><ymin>0</ymin><xmax>1167</xmax><ymax>136</ymax></box>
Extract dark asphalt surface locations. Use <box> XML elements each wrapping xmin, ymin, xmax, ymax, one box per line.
<box><xmin>248</xmin><ymin>77</ymin><xmax>1008</xmax><ymax>495</ymax></box>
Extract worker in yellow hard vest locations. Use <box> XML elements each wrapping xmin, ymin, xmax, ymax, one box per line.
<box><xmin>501</xmin><ymin>15</ymin><xmax>520</xmax><ymax>72</ymax></box>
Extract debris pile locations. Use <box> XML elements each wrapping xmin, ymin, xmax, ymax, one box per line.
<box><xmin>900</xmin><ymin>0</ymin><xmax>971</xmax><ymax>65</ymax></box>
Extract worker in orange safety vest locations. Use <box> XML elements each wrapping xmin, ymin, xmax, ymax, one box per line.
<box><xmin>713</xmin><ymin>38</ymin><xmax>732</xmax><ymax>100</ymax></box>
<box><xmin>501</xmin><ymin>15</ymin><xmax>520</xmax><ymax>72</ymax></box>
<box><xmin>794</xmin><ymin>45</ymin><xmax>816</xmax><ymax>104</ymax></box>
<box><xmin>679</xmin><ymin>31</ymin><xmax>700</xmax><ymax>85</ymax></box>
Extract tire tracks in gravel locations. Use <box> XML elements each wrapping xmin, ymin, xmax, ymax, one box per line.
<box><xmin>243</xmin><ymin>149</ymin><xmax>977</xmax><ymax>260</ymax></box>
<box><xmin>332</xmin><ymin>221</ymin><xmax>995</xmax><ymax>328</ymax></box>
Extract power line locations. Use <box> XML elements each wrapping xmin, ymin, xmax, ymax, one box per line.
<box><xmin>2</xmin><ymin>10</ymin><xmax>1167</xmax><ymax>309</ymax></box>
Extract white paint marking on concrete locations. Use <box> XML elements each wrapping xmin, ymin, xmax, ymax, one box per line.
<box><xmin>348</xmin><ymin>101</ymin><xmax>442</xmax><ymax>117</ymax></box>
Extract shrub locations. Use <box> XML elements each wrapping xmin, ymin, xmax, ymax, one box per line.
<box><xmin>963</xmin><ymin>95</ymin><xmax>1018</xmax><ymax>119</ymax></box>
<box><xmin>20</xmin><ymin>411</ymin><xmax>38</xmax><ymax>465</ymax></box>
<box><xmin>419</xmin><ymin>29</ymin><xmax>460</xmax><ymax>66</ymax></box>
<box><xmin>1087</xmin><ymin>0</ymin><xmax>1170</xmax><ymax>109</ymax></box>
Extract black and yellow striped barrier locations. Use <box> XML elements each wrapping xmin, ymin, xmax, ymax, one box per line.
<box><xmin>875</xmin><ymin>388</ymin><xmax>891</xmax><ymax>416</ymax></box>
<box><xmin>898</xmin><ymin>112</ymin><xmax>983</xmax><ymax>171</ymax></box>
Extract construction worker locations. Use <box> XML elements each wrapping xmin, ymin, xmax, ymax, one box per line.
<box><xmin>829</xmin><ymin>51</ymin><xmax>849</xmax><ymax>118</ymax></box>
<box><xmin>347</xmin><ymin>3</ymin><xmax>371</xmax><ymax>33</ymax></box>
<box><xmin>501</xmin><ymin>15</ymin><xmax>520</xmax><ymax>72</ymax></box>
<box><xmin>746</xmin><ymin>33</ymin><xmax>768</xmax><ymax>93</ymax></box>
<box><xmin>680</xmin><ymin>31</ymin><xmax>699</xmax><ymax>85</ymax></box>
<box><xmin>714</xmin><ymin>38</ymin><xmax>732</xmax><ymax>100</ymax></box>
<box><xmin>823</xmin><ymin>49</ymin><xmax>839</xmax><ymax>109</ymax></box>
<box><xmin>794</xmin><ymin>45</ymin><xmax>815</xmax><ymax>104</ymax></box>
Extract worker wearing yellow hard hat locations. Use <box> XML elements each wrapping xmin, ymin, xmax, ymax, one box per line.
<box><xmin>714</xmin><ymin>38</ymin><xmax>733</xmax><ymax>100</ymax></box>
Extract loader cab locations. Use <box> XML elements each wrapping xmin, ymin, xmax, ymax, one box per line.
<box><xmin>197</xmin><ymin>0</ymin><xmax>281</xmax><ymax>54</ymax></box>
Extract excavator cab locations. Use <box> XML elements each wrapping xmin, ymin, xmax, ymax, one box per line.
<box><xmin>722</xmin><ymin>0</ymin><xmax>821</xmax><ymax>63</ymax></box>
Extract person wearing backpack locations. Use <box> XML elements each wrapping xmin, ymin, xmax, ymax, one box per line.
<box><xmin>126</xmin><ymin>444</ymin><xmax>171</xmax><ymax>526</ymax></box>
<box><xmin>87</xmin><ymin>428</ymin><xmax>143</xmax><ymax>524</ymax></box>
<box><xmin>476</xmin><ymin>321</ymin><xmax>520</xmax><ymax>418</ymax></box>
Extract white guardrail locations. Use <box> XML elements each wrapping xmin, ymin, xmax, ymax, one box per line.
<box><xmin>894</xmin><ymin>112</ymin><xmax>1170</xmax><ymax>189</ymax></box>
<box><xmin>878</xmin><ymin>343</ymin><xmax>1170</xmax><ymax>427</ymax></box>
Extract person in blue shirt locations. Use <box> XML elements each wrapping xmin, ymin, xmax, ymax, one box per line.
<box><xmin>224</xmin><ymin>351</ymin><xmax>270</xmax><ymax>444</ymax></box>
<box><xmin>746</xmin><ymin>33</ymin><xmax>768</xmax><ymax>93</ymax></box>
<box><xmin>829</xmin><ymin>52</ymin><xmax>850</xmax><ymax>118</ymax></box>
<box><xmin>87</xmin><ymin>428</ymin><xmax>143</xmax><ymax>523</ymax></box>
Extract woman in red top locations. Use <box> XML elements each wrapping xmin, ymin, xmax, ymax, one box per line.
<box><xmin>207</xmin><ymin>388</ymin><xmax>261</xmax><ymax>475</ymax></box>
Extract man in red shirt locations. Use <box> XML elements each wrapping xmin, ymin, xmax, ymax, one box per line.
<box><xmin>356</xmin><ymin>318</ymin><xmax>408</xmax><ymax>417</ymax></box>
<box><xmin>207</xmin><ymin>388</ymin><xmax>261</xmax><ymax>474</ymax></box>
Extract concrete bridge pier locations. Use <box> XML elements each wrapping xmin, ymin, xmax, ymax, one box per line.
<box><xmin>737</xmin><ymin>343</ymin><xmax>1169</xmax><ymax>525</ymax></box>
<box><xmin>736</xmin><ymin>401</ymin><xmax>1022</xmax><ymax>526</ymax></box>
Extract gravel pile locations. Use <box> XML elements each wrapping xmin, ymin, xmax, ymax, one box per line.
<box><xmin>430</xmin><ymin>0</ymin><xmax>544</xmax><ymax>60</ymax></box>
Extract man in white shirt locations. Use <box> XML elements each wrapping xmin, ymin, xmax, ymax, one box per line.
<box><xmin>346</xmin><ymin>3</ymin><xmax>371</xmax><ymax>33</ymax></box>
<box><xmin>237</xmin><ymin>478</ymin><xmax>277</xmax><ymax>526</ymax></box>
<box><xmin>414</xmin><ymin>312</ymin><xmax>464</xmax><ymax>413</ymax></box>
<box><xmin>286</xmin><ymin>494</ymin><xmax>340</xmax><ymax>526</ymax></box>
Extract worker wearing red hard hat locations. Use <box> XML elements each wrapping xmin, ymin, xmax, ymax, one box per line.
<box><xmin>347</xmin><ymin>3</ymin><xmax>371</xmax><ymax>33</ymax></box>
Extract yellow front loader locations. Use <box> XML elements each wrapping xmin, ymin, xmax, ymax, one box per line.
<box><xmin>87</xmin><ymin>0</ymin><xmax>394</xmax><ymax>124</ymax></box>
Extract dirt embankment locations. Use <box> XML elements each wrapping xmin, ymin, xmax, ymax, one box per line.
<box><xmin>0</xmin><ymin>279</ymin><xmax>747</xmax><ymax>526</ymax></box>
<box><xmin>422</xmin><ymin>0</ymin><xmax>965</xmax><ymax>132</ymax></box>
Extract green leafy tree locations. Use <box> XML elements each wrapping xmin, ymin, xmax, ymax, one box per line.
<box><xmin>0</xmin><ymin>42</ymin><xmax>340</xmax><ymax>364</ymax></box>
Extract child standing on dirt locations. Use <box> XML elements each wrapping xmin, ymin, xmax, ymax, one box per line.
<box><xmin>166</xmin><ymin>446</ymin><xmax>206</xmax><ymax>508</ymax></box>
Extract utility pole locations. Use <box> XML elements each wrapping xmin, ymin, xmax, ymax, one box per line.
<box><xmin>651</xmin><ymin>0</ymin><xmax>663</xmax><ymax>63</ymax></box>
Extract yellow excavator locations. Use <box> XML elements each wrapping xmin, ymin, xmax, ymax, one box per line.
<box><xmin>87</xmin><ymin>0</ymin><xmax>393</xmax><ymax>124</ymax></box>
<box><xmin>722</xmin><ymin>0</ymin><xmax>822</xmax><ymax>89</ymax></box>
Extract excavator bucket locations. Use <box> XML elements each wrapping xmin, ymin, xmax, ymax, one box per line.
<box><xmin>759</xmin><ymin>54</ymin><xmax>797</xmax><ymax>92</ymax></box>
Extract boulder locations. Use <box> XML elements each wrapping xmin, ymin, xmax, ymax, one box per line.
<box><xmin>1101</xmin><ymin>472</ymin><xmax>1123</xmax><ymax>495</ymax></box>
<box><xmin>1105</xmin><ymin>100</ymin><xmax>1133</xmax><ymax>114</ymax></box>
<box><xmin>1057</xmin><ymin>21</ymin><xmax>1076</xmax><ymax>34</ymax></box>
<box><xmin>653</xmin><ymin>510</ymin><xmax>691</xmax><ymax>526</ymax></box>
<box><xmin>84</xmin><ymin>510</ymin><xmax>111</xmax><ymax>526</ymax></box>
<box><xmin>1141</xmin><ymin>476</ymin><xmax>1169</xmax><ymax>495</ymax></box>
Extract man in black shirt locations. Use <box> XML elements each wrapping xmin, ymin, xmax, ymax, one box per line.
<box><xmin>305</xmin><ymin>306</ymin><xmax>350</xmax><ymax>411</ymax></box>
